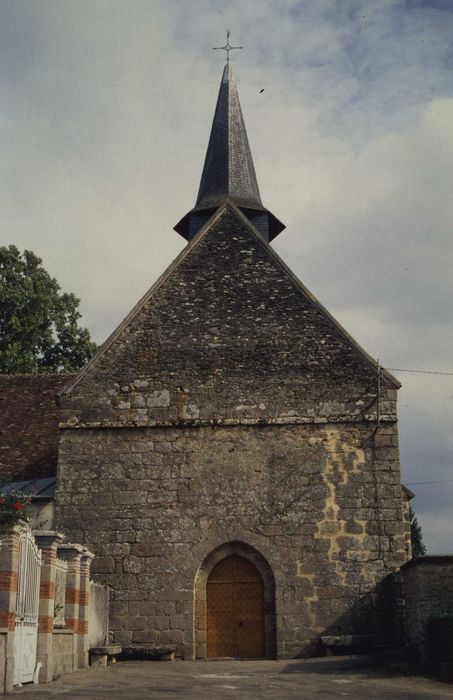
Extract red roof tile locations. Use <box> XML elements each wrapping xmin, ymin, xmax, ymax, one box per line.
<box><xmin>0</xmin><ymin>374</ymin><xmax>74</xmax><ymax>481</ymax></box>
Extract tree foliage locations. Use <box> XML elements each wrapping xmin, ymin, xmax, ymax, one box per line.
<box><xmin>410</xmin><ymin>504</ymin><xmax>426</xmax><ymax>557</ymax></box>
<box><xmin>0</xmin><ymin>245</ymin><xmax>96</xmax><ymax>373</ymax></box>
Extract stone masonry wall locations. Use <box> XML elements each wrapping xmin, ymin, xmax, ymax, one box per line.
<box><xmin>56</xmin><ymin>204</ymin><xmax>405</xmax><ymax>658</ymax></box>
<box><xmin>400</xmin><ymin>557</ymin><xmax>453</xmax><ymax>662</ymax></box>
<box><xmin>60</xmin><ymin>208</ymin><xmax>398</xmax><ymax>430</ymax></box>
<box><xmin>55</xmin><ymin>421</ymin><xmax>407</xmax><ymax>659</ymax></box>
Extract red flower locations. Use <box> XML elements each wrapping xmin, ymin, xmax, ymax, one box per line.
<box><xmin>14</xmin><ymin>502</ymin><xmax>23</xmax><ymax>511</ymax></box>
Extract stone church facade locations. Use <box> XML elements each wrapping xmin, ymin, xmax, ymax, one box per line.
<box><xmin>54</xmin><ymin>64</ymin><xmax>409</xmax><ymax>659</ymax></box>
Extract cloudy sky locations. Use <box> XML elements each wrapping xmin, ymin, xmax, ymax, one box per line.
<box><xmin>1</xmin><ymin>0</ymin><xmax>452</xmax><ymax>552</ymax></box>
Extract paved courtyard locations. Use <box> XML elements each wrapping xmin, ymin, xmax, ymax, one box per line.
<box><xmin>15</xmin><ymin>657</ymin><xmax>453</xmax><ymax>699</ymax></box>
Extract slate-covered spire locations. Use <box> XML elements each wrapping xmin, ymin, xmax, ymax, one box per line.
<box><xmin>174</xmin><ymin>64</ymin><xmax>285</xmax><ymax>242</ymax></box>
<box><xmin>196</xmin><ymin>63</ymin><xmax>262</xmax><ymax>211</ymax></box>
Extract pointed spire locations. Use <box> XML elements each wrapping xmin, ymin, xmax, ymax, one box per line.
<box><xmin>196</xmin><ymin>63</ymin><xmax>262</xmax><ymax>211</ymax></box>
<box><xmin>174</xmin><ymin>64</ymin><xmax>285</xmax><ymax>242</ymax></box>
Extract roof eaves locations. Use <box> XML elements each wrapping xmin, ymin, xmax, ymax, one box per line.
<box><xmin>402</xmin><ymin>484</ymin><xmax>415</xmax><ymax>500</ymax></box>
<box><xmin>0</xmin><ymin>477</ymin><xmax>56</xmax><ymax>499</ymax></box>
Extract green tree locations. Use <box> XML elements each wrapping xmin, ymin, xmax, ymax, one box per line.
<box><xmin>0</xmin><ymin>245</ymin><xmax>96</xmax><ymax>373</ymax></box>
<box><xmin>410</xmin><ymin>504</ymin><xmax>426</xmax><ymax>557</ymax></box>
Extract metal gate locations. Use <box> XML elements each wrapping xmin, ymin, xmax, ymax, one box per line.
<box><xmin>13</xmin><ymin>528</ymin><xmax>42</xmax><ymax>686</ymax></box>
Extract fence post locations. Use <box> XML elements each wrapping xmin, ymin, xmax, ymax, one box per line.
<box><xmin>57</xmin><ymin>544</ymin><xmax>83</xmax><ymax>672</ymax></box>
<box><xmin>34</xmin><ymin>531</ymin><xmax>65</xmax><ymax>683</ymax></box>
<box><xmin>78</xmin><ymin>551</ymin><xmax>94</xmax><ymax>668</ymax></box>
<box><xmin>0</xmin><ymin>524</ymin><xmax>22</xmax><ymax>693</ymax></box>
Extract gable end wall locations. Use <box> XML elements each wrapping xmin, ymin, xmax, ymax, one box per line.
<box><xmin>60</xmin><ymin>209</ymin><xmax>395</xmax><ymax>429</ymax></box>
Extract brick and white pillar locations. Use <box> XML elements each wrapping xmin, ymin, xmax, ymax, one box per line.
<box><xmin>0</xmin><ymin>524</ymin><xmax>22</xmax><ymax>693</ymax></box>
<box><xmin>34</xmin><ymin>531</ymin><xmax>65</xmax><ymax>683</ymax></box>
<box><xmin>57</xmin><ymin>544</ymin><xmax>83</xmax><ymax>671</ymax></box>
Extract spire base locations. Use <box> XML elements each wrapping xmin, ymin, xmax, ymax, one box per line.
<box><xmin>174</xmin><ymin>200</ymin><xmax>285</xmax><ymax>242</ymax></box>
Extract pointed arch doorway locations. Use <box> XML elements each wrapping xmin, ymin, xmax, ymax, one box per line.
<box><xmin>195</xmin><ymin>542</ymin><xmax>276</xmax><ymax>659</ymax></box>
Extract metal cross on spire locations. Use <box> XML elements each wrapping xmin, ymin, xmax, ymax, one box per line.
<box><xmin>213</xmin><ymin>29</ymin><xmax>243</xmax><ymax>64</ymax></box>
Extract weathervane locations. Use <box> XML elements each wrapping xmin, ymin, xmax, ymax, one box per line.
<box><xmin>213</xmin><ymin>29</ymin><xmax>243</xmax><ymax>64</ymax></box>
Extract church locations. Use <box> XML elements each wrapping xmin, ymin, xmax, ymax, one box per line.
<box><xmin>53</xmin><ymin>60</ymin><xmax>410</xmax><ymax>660</ymax></box>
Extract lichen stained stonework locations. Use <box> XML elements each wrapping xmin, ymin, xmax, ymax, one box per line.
<box><xmin>55</xmin><ymin>62</ymin><xmax>408</xmax><ymax>660</ymax></box>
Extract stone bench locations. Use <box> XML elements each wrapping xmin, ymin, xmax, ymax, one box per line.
<box><xmin>320</xmin><ymin>634</ymin><xmax>374</xmax><ymax>656</ymax></box>
<box><xmin>119</xmin><ymin>645</ymin><xmax>175</xmax><ymax>661</ymax></box>
<box><xmin>90</xmin><ymin>644</ymin><xmax>122</xmax><ymax>667</ymax></box>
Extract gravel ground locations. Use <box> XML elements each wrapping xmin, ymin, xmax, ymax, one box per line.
<box><xmin>15</xmin><ymin>656</ymin><xmax>453</xmax><ymax>699</ymax></box>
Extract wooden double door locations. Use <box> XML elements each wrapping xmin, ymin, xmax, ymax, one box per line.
<box><xmin>206</xmin><ymin>555</ymin><xmax>265</xmax><ymax>658</ymax></box>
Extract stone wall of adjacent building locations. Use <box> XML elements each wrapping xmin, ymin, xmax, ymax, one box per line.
<box><xmin>55</xmin><ymin>421</ymin><xmax>408</xmax><ymax>659</ymax></box>
<box><xmin>398</xmin><ymin>557</ymin><xmax>453</xmax><ymax>662</ymax></box>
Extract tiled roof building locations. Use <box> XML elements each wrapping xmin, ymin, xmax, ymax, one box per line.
<box><xmin>0</xmin><ymin>374</ymin><xmax>73</xmax><ymax>482</ymax></box>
